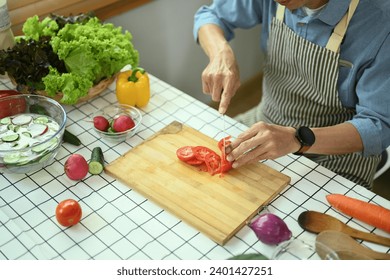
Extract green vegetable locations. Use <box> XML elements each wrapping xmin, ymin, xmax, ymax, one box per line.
<box><xmin>46</xmin><ymin>17</ymin><xmax>139</xmax><ymax>104</ymax></box>
<box><xmin>1</xmin><ymin>14</ymin><xmax>139</xmax><ymax>105</ymax></box>
<box><xmin>63</xmin><ymin>130</ymin><xmax>82</xmax><ymax>146</ymax></box>
<box><xmin>89</xmin><ymin>147</ymin><xmax>104</xmax><ymax>175</ymax></box>
<box><xmin>43</xmin><ymin>67</ymin><xmax>93</xmax><ymax>104</ymax></box>
<box><xmin>0</xmin><ymin>37</ymin><xmax>67</xmax><ymax>89</ymax></box>
<box><xmin>22</xmin><ymin>15</ymin><xmax>59</xmax><ymax>41</ymax></box>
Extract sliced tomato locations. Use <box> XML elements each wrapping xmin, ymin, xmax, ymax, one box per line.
<box><xmin>218</xmin><ymin>136</ymin><xmax>232</xmax><ymax>152</ymax></box>
<box><xmin>193</xmin><ymin>146</ymin><xmax>217</xmax><ymax>161</ymax></box>
<box><xmin>205</xmin><ymin>152</ymin><xmax>221</xmax><ymax>175</ymax></box>
<box><xmin>220</xmin><ymin>159</ymin><xmax>233</xmax><ymax>173</ymax></box>
<box><xmin>185</xmin><ymin>158</ymin><xmax>204</xmax><ymax>165</ymax></box>
<box><xmin>176</xmin><ymin>146</ymin><xmax>196</xmax><ymax>162</ymax></box>
<box><xmin>197</xmin><ymin>162</ymin><xmax>208</xmax><ymax>172</ymax></box>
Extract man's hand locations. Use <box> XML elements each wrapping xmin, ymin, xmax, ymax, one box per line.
<box><xmin>198</xmin><ymin>24</ymin><xmax>240</xmax><ymax>114</ymax></box>
<box><xmin>226</xmin><ymin>122</ymin><xmax>298</xmax><ymax>168</ymax></box>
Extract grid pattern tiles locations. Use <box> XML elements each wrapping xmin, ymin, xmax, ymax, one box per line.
<box><xmin>1</xmin><ymin>74</ymin><xmax>389</xmax><ymax>260</ymax></box>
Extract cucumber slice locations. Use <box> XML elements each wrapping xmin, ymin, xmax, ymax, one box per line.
<box><xmin>7</xmin><ymin>123</ymin><xmax>16</xmax><ymax>132</ymax></box>
<box><xmin>12</xmin><ymin>115</ymin><xmax>32</xmax><ymax>125</ymax></box>
<box><xmin>22</xmin><ymin>131</ymin><xmax>32</xmax><ymax>138</ymax></box>
<box><xmin>38</xmin><ymin>152</ymin><xmax>53</xmax><ymax>163</ymax></box>
<box><xmin>15</xmin><ymin>156</ymin><xmax>31</xmax><ymax>166</ymax></box>
<box><xmin>33</xmin><ymin>116</ymin><xmax>49</xmax><ymax>124</ymax></box>
<box><xmin>3</xmin><ymin>153</ymin><xmax>21</xmax><ymax>164</ymax></box>
<box><xmin>2</xmin><ymin>133</ymin><xmax>19</xmax><ymax>142</ymax></box>
<box><xmin>31</xmin><ymin>138</ymin><xmax>58</xmax><ymax>153</ymax></box>
<box><xmin>0</xmin><ymin>117</ymin><xmax>11</xmax><ymax>125</ymax></box>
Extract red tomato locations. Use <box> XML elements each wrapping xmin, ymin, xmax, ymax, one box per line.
<box><xmin>0</xmin><ymin>90</ymin><xmax>27</xmax><ymax>119</ymax></box>
<box><xmin>176</xmin><ymin>146</ymin><xmax>196</xmax><ymax>161</ymax></box>
<box><xmin>220</xmin><ymin>159</ymin><xmax>233</xmax><ymax>173</ymax></box>
<box><xmin>193</xmin><ymin>146</ymin><xmax>217</xmax><ymax>161</ymax></box>
<box><xmin>55</xmin><ymin>199</ymin><xmax>82</xmax><ymax>227</ymax></box>
<box><xmin>204</xmin><ymin>153</ymin><xmax>221</xmax><ymax>175</ymax></box>
<box><xmin>217</xmin><ymin>136</ymin><xmax>233</xmax><ymax>173</ymax></box>
<box><xmin>185</xmin><ymin>158</ymin><xmax>204</xmax><ymax>165</ymax></box>
<box><xmin>217</xmin><ymin>136</ymin><xmax>232</xmax><ymax>152</ymax></box>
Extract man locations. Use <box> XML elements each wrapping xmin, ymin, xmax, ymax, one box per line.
<box><xmin>193</xmin><ymin>0</ymin><xmax>390</xmax><ymax>189</ymax></box>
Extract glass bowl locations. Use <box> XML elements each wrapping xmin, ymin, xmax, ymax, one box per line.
<box><xmin>271</xmin><ymin>238</ymin><xmax>340</xmax><ymax>260</ymax></box>
<box><xmin>91</xmin><ymin>104</ymin><xmax>142</xmax><ymax>142</ymax></box>
<box><xmin>0</xmin><ymin>94</ymin><xmax>66</xmax><ymax>174</ymax></box>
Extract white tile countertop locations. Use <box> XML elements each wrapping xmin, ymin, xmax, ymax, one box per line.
<box><xmin>0</xmin><ymin>74</ymin><xmax>389</xmax><ymax>260</ymax></box>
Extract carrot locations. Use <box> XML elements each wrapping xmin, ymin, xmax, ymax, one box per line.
<box><xmin>326</xmin><ymin>194</ymin><xmax>390</xmax><ymax>233</ymax></box>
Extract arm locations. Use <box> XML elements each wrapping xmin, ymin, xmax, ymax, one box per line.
<box><xmin>226</xmin><ymin>122</ymin><xmax>363</xmax><ymax>168</ymax></box>
<box><xmin>198</xmin><ymin>24</ymin><xmax>240</xmax><ymax>114</ymax></box>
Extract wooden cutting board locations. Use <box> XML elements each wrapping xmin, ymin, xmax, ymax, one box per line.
<box><xmin>105</xmin><ymin>121</ymin><xmax>290</xmax><ymax>245</ymax></box>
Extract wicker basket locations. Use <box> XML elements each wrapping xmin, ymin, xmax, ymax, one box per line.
<box><xmin>9</xmin><ymin>74</ymin><xmax>117</xmax><ymax>104</ymax></box>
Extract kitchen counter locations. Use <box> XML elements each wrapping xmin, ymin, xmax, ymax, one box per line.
<box><xmin>0</xmin><ymin>74</ymin><xmax>389</xmax><ymax>260</ymax></box>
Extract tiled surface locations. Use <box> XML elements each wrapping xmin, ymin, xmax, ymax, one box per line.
<box><xmin>1</xmin><ymin>74</ymin><xmax>389</xmax><ymax>260</ymax></box>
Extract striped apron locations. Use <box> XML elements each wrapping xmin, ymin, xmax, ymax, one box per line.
<box><xmin>237</xmin><ymin>0</ymin><xmax>380</xmax><ymax>189</ymax></box>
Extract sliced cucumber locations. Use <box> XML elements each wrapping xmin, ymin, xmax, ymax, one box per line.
<box><xmin>3</xmin><ymin>153</ymin><xmax>21</xmax><ymax>164</ymax></box>
<box><xmin>22</xmin><ymin>131</ymin><xmax>32</xmax><ymax>138</ymax></box>
<box><xmin>0</xmin><ymin>117</ymin><xmax>11</xmax><ymax>125</ymax></box>
<box><xmin>31</xmin><ymin>138</ymin><xmax>58</xmax><ymax>153</ymax></box>
<box><xmin>2</xmin><ymin>133</ymin><xmax>19</xmax><ymax>142</ymax></box>
<box><xmin>33</xmin><ymin>116</ymin><xmax>49</xmax><ymax>124</ymax></box>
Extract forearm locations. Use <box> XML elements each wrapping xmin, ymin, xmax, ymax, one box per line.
<box><xmin>198</xmin><ymin>24</ymin><xmax>232</xmax><ymax>60</ymax></box>
<box><xmin>309</xmin><ymin>122</ymin><xmax>363</xmax><ymax>155</ymax></box>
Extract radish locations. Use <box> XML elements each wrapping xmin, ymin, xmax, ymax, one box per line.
<box><xmin>93</xmin><ymin>116</ymin><xmax>110</xmax><ymax>132</ymax></box>
<box><xmin>112</xmin><ymin>115</ymin><xmax>135</xmax><ymax>132</ymax></box>
<box><xmin>64</xmin><ymin>154</ymin><xmax>89</xmax><ymax>180</ymax></box>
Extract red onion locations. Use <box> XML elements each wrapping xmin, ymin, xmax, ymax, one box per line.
<box><xmin>250</xmin><ymin>213</ymin><xmax>292</xmax><ymax>245</ymax></box>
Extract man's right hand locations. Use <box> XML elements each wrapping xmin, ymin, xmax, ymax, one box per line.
<box><xmin>198</xmin><ymin>24</ymin><xmax>241</xmax><ymax>114</ymax></box>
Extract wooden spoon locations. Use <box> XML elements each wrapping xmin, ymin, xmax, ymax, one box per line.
<box><xmin>298</xmin><ymin>210</ymin><xmax>390</xmax><ymax>247</ymax></box>
<box><xmin>316</xmin><ymin>230</ymin><xmax>390</xmax><ymax>260</ymax></box>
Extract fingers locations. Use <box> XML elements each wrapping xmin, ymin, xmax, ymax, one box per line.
<box><xmin>219</xmin><ymin>79</ymin><xmax>240</xmax><ymax>114</ymax></box>
<box><xmin>225</xmin><ymin>123</ymin><xmax>269</xmax><ymax>167</ymax></box>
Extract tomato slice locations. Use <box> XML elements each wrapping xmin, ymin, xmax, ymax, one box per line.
<box><xmin>193</xmin><ymin>146</ymin><xmax>217</xmax><ymax>161</ymax></box>
<box><xmin>220</xmin><ymin>159</ymin><xmax>233</xmax><ymax>173</ymax></box>
<box><xmin>185</xmin><ymin>158</ymin><xmax>204</xmax><ymax>165</ymax></box>
<box><xmin>176</xmin><ymin>146</ymin><xmax>196</xmax><ymax>162</ymax></box>
<box><xmin>218</xmin><ymin>136</ymin><xmax>232</xmax><ymax>152</ymax></box>
<box><xmin>205</xmin><ymin>152</ymin><xmax>221</xmax><ymax>175</ymax></box>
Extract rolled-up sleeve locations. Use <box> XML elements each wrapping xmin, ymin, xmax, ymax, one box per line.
<box><xmin>348</xmin><ymin>34</ymin><xmax>390</xmax><ymax>156</ymax></box>
<box><xmin>193</xmin><ymin>0</ymin><xmax>263</xmax><ymax>43</ymax></box>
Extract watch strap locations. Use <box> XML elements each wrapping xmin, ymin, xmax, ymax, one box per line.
<box><xmin>293</xmin><ymin>144</ymin><xmax>311</xmax><ymax>155</ymax></box>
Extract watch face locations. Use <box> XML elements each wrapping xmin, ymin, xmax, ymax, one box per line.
<box><xmin>298</xmin><ymin>126</ymin><xmax>315</xmax><ymax>146</ymax></box>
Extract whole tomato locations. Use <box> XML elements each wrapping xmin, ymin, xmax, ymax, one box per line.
<box><xmin>55</xmin><ymin>199</ymin><xmax>82</xmax><ymax>227</ymax></box>
<box><xmin>0</xmin><ymin>90</ymin><xmax>27</xmax><ymax>119</ymax></box>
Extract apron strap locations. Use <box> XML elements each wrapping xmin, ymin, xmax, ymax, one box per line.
<box><xmin>326</xmin><ymin>0</ymin><xmax>360</xmax><ymax>53</ymax></box>
<box><xmin>275</xmin><ymin>0</ymin><xmax>360</xmax><ymax>53</ymax></box>
<box><xmin>276</xmin><ymin>4</ymin><xmax>286</xmax><ymax>21</ymax></box>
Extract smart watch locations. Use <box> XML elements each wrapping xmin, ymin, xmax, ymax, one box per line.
<box><xmin>293</xmin><ymin>126</ymin><xmax>315</xmax><ymax>155</ymax></box>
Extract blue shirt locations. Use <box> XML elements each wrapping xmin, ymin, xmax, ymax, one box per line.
<box><xmin>194</xmin><ymin>0</ymin><xmax>390</xmax><ymax>156</ymax></box>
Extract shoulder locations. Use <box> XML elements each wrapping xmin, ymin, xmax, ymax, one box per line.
<box><xmin>358</xmin><ymin>0</ymin><xmax>390</xmax><ymax>19</ymax></box>
<box><xmin>352</xmin><ymin>0</ymin><xmax>390</xmax><ymax>34</ymax></box>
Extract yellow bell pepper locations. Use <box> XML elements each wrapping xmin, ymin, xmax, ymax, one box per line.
<box><xmin>116</xmin><ymin>67</ymin><xmax>150</xmax><ymax>107</ymax></box>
